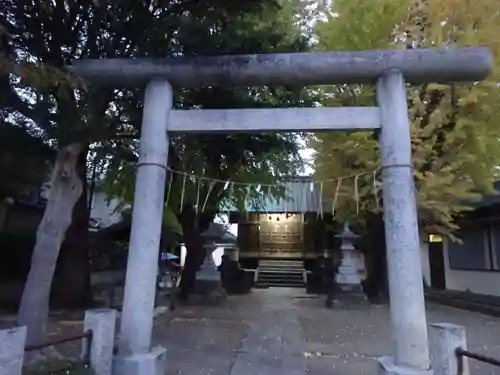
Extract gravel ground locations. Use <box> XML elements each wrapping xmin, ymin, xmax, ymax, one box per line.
<box><xmin>151</xmin><ymin>288</ymin><xmax>500</xmax><ymax>374</ymax></box>
<box><xmin>3</xmin><ymin>288</ymin><xmax>500</xmax><ymax>375</ymax></box>
<box><xmin>295</xmin><ymin>292</ymin><xmax>500</xmax><ymax>375</ymax></box>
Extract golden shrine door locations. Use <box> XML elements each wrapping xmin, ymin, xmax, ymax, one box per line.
<box><xmin>257</xmin><ymin>213</ymin><xmax>304</xmax><ymax>258</ymax></box>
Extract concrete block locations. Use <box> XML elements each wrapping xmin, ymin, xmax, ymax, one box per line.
<box><xmin>113</xmin><ymin>346</ymin><xmax>167</xmax><ymax>375</ymax></box>
<box><xmin>84</xmin><ymin>308</ymin><xmax>117</xmax><ymax>375</ymax></box>
<box><xmin>378</xmin><ymin>356</ymin><xmax>433</xmax><ymax>375</ymax></box>
<box><xmin>429</xmin><ymin>323</ymin><xmax>468</xmax><ymax>375</ymax></box>
<box><xmin>0</xmin><ymin>326</ymin><xmax>26</xmax><ymax>375</ymax></box>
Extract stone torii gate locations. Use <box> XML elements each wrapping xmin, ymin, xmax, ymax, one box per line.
<box><xmin>72</xmin><ymin>47</ymin><xmax>492</xmax><ymax>375</ymax></box>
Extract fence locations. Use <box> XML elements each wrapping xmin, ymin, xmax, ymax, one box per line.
<box><xmin>24</xmin><ymin>329</ymin><xmax>93</xmax><ymax>374</ymax></box>
<box><xmin>0</xmin><ymin>309</ymin><xmax>116</xmax><ymax>375</ymax></box>
<box><xmin>4</xmin><ymin>310</ymin><xmax>498</xmax><ymax>375</ymax></box>
<box><xmin>429</xmin><ymin>322</ymin><xmax>500</xmax><ymax>375</ymax></box>
<box><xmin>455</xmin><ymin>348</ymin><xmax>500</xmax><ymax>375</ymax></box>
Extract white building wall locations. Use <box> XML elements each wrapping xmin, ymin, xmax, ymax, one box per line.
<box><xmin>442</xmin><ymin>238</ymin><xmax>500</xmax><ymax>297</ymax></box>
<box><xmin>420</xmin><ymin>237</ymin><xmax>500</xmax><ymax>297</ymax></box>
<box><xmin>420</xmin><ymin>240</ymin><xmax>431</xmax><ymax>287</ymax></box>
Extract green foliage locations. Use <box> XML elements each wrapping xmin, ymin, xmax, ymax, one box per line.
<box><xmin>1</xmin><ymin>0</ymin><xmax>315</xmax><ymax>217</ymax></box>
<box><xmin>163</xmin><ymin>206</ymin><xmax>183</xmax><ymax>236</ymax></box>
<box><xmin>312</xmin><ymin>0</ymin><xmax>500</xmax><ymax>236</ymax></box>
<box><xmin>0</xmin><ymin>122</ymin><xmax>54</xmax><ymax>199</ymax></box>
<box><xmin>96</xmin><ymin>0</ymin><xmax>317</xmax><ymax>216</ymax></box>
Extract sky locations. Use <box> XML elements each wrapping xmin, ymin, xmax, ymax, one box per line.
<box><xmin>300</xmin><ymin>147</ymin><xmax>315</xmax><ymax>176</ymax></box>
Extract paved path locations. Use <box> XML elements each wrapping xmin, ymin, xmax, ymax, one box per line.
<box><xmin>153</xmin><ymin>289</ymin><xmax>307</xmax><ymax>375</ymax></box>
<box><xmin>152</xmin><ymin>288</ymin><xmax>500</xmax><ymax>375</ymax></box>
<box><xmin>229</xmin><ymin>289</ymin><xmax>306</xmax><ymax>375</ymax></box>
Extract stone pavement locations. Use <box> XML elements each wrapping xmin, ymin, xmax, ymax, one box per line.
<box><xmin>152</xmin><ymin>288</ymin><xmax>500</xmax><ymax>375</ymax></box>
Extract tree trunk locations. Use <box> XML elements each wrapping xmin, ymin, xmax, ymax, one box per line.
<box><xmin>362</xmin><ymin>212</ymin><xmax>388</xmax><ymax>303</ymax></box>
<box><xmin>178</xmin><ymin>207</ymin><xmax>213</xmax><ymax>300</ymax></box>
<box><xmin>51</xmin><ymin>147</ymin><xmax>92</xmax><ymax>309</ymax></box>
<box><xmin>17</xmin><ymin>143</ymin><xmax>84</xmax><ymax>345</ymax></box>
<box><xmin>178</xmin><ymin>233</ymin><xmax>205</xmax><ymax>300</ymax></box>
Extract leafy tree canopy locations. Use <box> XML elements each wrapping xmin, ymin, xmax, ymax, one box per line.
<box><xmin>0</xmin><ymin>0</ymin><xmax>325</xmax><ymax>344</ymax></box>
<box><xmin>97</xmin><ymin>0</ymin><xmax>318</xmax><ymax>217</ymax></box>
<box><xmin>311</xmin><ymin>0</ymin><xmax>500</xmax><ymax>237</ymax></box>
<box><xmin>0</xmin><ymin>119</ymin><xmax>54</xmax><ymax>200</ymax></box>
<box><xmin>1</xmin><ymin>0</ymin><xmax>316</xmax><ymax>219</ymax></box>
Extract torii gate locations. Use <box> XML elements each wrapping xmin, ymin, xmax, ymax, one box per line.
<box><xmin>72</xmin><ymin>47</ymin><xmax>492</xmax><ymax>375</ymax></box>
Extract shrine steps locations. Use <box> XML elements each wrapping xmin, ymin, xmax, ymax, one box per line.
<box><xmin>255</xmin><ymin>259</ymin><xmax>306</xmax><ymax>288</ymax></box>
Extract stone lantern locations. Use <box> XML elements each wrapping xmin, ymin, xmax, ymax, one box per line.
<box><xmin>193</xmin><ymin>223</ymin><xmax>226</xmax><ymax>298</ymax></box>
<box><xmin>335</xmin><ymin>222</ymin><xmax>365</xmax><ymax>295</ymax></box>
<box><xmin>199</xmin><ymin>239</ymin><xmax>221</xmax><ymax>282</ymax></box>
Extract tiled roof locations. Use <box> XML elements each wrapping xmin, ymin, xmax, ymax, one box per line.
<box><xmin>228</xmin><ymin>176</ymin><xmax>321</xmax><ymax>213</ymax></box>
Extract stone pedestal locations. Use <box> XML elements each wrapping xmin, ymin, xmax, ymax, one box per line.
<box><xmin>84</xmin><ymin>309</ymin><xmax>116</xmax><ymax>375</ymax></box>
<box><xmin>0</xmin><ymin>326</ymin><xmax>26</xmax><ymax>375</ymax></box>
<box><xmin>429</xmin><ymin>323</ymin><xmax>468</xmax><ymax>375</ymax></box>
<box><xmin>193</xmin><ymin>245</ymin><xmax>225</xmax><ymax>301</ymax></box>
<box><xmin>195</xmin><ymin>249</ymin><xmax>220</xmax><ymax>287</ymax></box>
<box><xmin>336</xmin><ymin>257</ymin><xmax>363</xmax><ymax>292</ymax></box>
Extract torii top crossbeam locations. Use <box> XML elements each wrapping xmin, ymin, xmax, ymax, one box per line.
<box><xmin>71</xmin><ymin>47</ymin><xmax>492</xmax><ymax>87</ymax></box>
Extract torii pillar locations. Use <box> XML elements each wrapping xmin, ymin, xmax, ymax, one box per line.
<box><xmin>114</xmin><ymin>80</ymin><xmax>172</xmax><ymax>375</ymax></box>
<box><xmin>376</xmin><ymin>70</ymin><xmax>432</xmax><ymax>374</ymax></box>
<box><xmin>71</xmin><ymin>47</ymin><xmax>492</xmax><ymax>375</ymax></box>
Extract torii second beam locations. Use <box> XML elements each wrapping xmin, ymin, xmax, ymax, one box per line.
<box><xmin>168</xmin><ymin>107</ymin><xmax>380</xmax><ymax>133</ymax></box>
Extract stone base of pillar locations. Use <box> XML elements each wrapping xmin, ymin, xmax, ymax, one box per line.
<box><xmin>333</xmin><ymin>285</ymin><xmax>369</xmax><ymax>308</ymax></box>
<box><xmin>113</xmin><ymin>346</ymin><xmax>167</xmax><ymax>375</ymax></box>
<box><xmin>377</xmin><ymin>356</ymin><xmax>433</xmax><ymax>375</ymax></box>
<box><xmin>334</xmin><ymin>270</ymin><xmax>368</xmax><ymax>306</ymax></box>
<box><xmin>338</xmin><ymin>282</ymin><xmax>364</xmax><ymax>294</ymax></box>
<box><xmin>191</xmin><ymin>255</ymin><xmax>226</xmax><ymax>303</ymax></box>
<box><xmin>335</xmin><ymin>262</ymin><xmax>365</xmax><ymax>295</ymax></box>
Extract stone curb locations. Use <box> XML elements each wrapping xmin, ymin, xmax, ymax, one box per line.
<box><xmin>425</xmin><ymin>294</ymin><xmax>500</xmax><ymax>318</ymax></box>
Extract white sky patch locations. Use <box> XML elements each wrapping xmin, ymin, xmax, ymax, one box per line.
<box><xmin>300</xmin><ymin>148</ymin><xmax>315</xmax><ymax>175</ymax></box>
